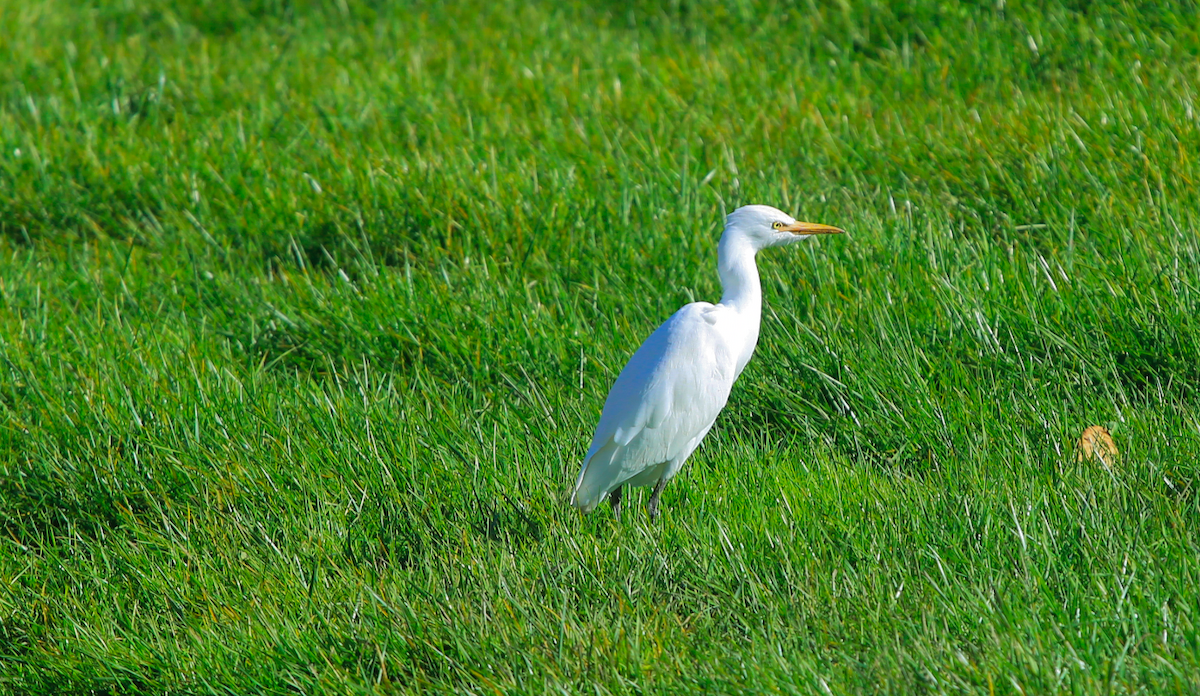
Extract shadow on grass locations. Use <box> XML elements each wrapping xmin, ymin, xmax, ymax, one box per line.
<box><xmin>343</xmin><ymin>490</ymin><xmax>543</xmax><ymax>572</ymax></box>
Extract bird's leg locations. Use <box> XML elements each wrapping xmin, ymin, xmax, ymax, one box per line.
<box><xmin>648</xmin><ymin>478</ymin><xmax>668</xmax><ymax>522</ymax></box>
<box><xmin>608</xmin><ymin>486</ymin><xmax>623</xmax><ymax>521</ymax></box>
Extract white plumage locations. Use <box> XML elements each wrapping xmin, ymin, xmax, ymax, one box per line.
<box><xmin>571</xmin><ymin>205</ymin><xmax>843</xmax><ymax>519</ymax></box>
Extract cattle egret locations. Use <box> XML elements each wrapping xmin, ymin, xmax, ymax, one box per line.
<box><xmin>570</xmin><ymin>205</ymin><xmax>843</xmax><ymax>520</ymax></box>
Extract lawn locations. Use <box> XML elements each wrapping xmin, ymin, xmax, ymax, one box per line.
<box><xmin>2</xmin><ymin>0</ymin><xmax>1200</xmax><ymax>693</ymax></box>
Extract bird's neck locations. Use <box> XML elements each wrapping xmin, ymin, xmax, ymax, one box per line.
<box><xmin>717</xmin><ymin>234</ymin><xmax>762</xmax><ymax>318</ymax></box>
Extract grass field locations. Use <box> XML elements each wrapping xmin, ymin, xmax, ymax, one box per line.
<box><xmin>3</xmin><ymin>0</ymin><xmax>1200</xmax><ymax>692</ymax></box>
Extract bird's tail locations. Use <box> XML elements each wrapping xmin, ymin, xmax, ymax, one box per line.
<box><xmin>570</xmin><ymin>440</ymin><xmax>619</xmax><ymax>512</ymax></box>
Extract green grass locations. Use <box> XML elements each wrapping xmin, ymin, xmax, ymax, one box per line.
<box><xmin>2</xmin><ymin>0</ymin><xmax>1200</xmax><ymax>692</ymax></box>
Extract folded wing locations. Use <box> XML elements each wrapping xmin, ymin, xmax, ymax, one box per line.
<box><xmin>571</xmin><ymin>303</ymin><xmax>737</xmax><ymax>511</ymax></box>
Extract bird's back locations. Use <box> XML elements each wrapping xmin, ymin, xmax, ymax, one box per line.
<box><xmin>571</xmin><ymin>302</ymin><xmax>741</xmax><ymax>511</ymax></box>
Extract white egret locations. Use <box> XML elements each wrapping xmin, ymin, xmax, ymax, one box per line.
<box><xmin>570</xmin><ymin>205</ymin><xmax>843</xmax><ymax>520</ymax></box>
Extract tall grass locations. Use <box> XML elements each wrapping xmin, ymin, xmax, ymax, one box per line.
<box><xmin>2</xmin><ymin>0</ymin><xmax>1199</xmax><ymax>693</ymax></box>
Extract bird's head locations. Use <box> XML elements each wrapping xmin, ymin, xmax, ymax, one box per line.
<box><xmin>724</xmin><ymin>204</ymin><xmax>843</xmax><ymax>249</ymax></box>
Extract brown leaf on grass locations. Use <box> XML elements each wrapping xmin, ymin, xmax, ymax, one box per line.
<box><xmin>1077</xmin><ymin>425</ymin><xmax>1119</xmax><ymax>469</ymax></box>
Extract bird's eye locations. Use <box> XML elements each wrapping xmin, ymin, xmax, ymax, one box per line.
<box><xmin>772</xmin><ymin>221</ymin><xmax>784</xmax><ymax>230</ymax></box>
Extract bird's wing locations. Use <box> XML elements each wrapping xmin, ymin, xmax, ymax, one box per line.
<box><xmin>571</xmin><ymin>302</ymin><xmax>739</xmax><ymax>511</ymax></box>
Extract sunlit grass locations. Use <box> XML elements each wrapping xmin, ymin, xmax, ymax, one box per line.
<box><xmin>2</xmin><ymin>0</ymin><xmax>1199</xmax><ymax>693</ymax></box>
